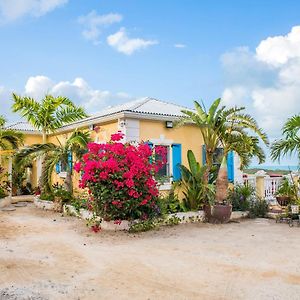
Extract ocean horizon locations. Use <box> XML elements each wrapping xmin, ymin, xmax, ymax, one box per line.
<box><xmin>249</xmin><ymin>165</ymin><xmax>299</xmax><ymax>171</ymax></box>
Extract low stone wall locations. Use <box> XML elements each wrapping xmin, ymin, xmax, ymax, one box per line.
<box><xmin>0</xmin><ymin>197</ymin><xmax>11</xmax><ymax>209</ymax></box>
<box><xmin>34</xmin><ymin>196</ymin><xmax>55</xmax><ymax>211</ymax></box>
<box><xmin>62</xmin><ymin>204</ymin><xmax>249</xmax><ymax>231</ymax></box>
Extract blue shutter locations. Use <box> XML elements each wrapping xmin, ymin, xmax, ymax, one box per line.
<box><xmin>227</xmin><ymin>151</ymin><xmax>234</xmax><ymax>183</ymax></box>
<box><xmin>55</xmin><ymin>162</ymin><xmax>61</xmax><ymax>174</ymax></box>
<box><xmin>68</xmin><ymin>152</ymin><xmax>73</xmax><ymax>174</ymax></box>
<box><xmin>202</xmin><ymin>145</ymin><xmax>206</xmax><ymax>165</ymax></box>
<box><xmin>172</xmin><ymin>143</ymin><xmax>182</xmax><ymax>181</ymax></box>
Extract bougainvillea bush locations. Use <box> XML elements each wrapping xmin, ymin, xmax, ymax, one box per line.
<box><xmin>74</xmin><ymin>132</ymin><xmax>166</xmax><ymax>221</ymax></box>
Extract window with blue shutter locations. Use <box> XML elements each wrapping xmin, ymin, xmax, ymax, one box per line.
<box><xmin>202</xmin><ymin>145</ymin><xmax>234</xmax><ymax>182</ymax></box>
<box><xmin>55</xmin><ymin>162</ymin><xmax>61</xmax><ymax>174</ymax></box>
<box><xmin>145</xmin><ymin>141</ymin><xmax>153</xmax><ymax>164</ymax></box>
<box><xmin>227</xmin><ymin>151</ymin><xmax>234</xmax><ymax>183</ymax></box>
<box><xmin>172</xmin><ymin>143</ymin><xmax>182</xmax><ymax>181</ymax></box>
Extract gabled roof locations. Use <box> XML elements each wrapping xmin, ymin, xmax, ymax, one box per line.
<box><xmin>5</xmin><ymin>122</ymin><xmax>40</xmax><ymax>133</ymax></box>
<box><xmin>6</xmin><ymin>97</ymin><xmax>191</xmax><ymax>134</ymax></box>
<box><xmin>59</xmin><ymin>97</ymin><xmax>190</xmax><ymax>131</ymax></box>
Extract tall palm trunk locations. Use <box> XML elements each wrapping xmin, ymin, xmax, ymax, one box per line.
<box><xmin>39</xmin><ymin>131</ymin><xmax>47</xmax><ymax>192</ymax></box>
<box><xmin>215</xmin><ymin>155</ymin><xmax>228</xmax><ymax>203</ymax></box>
<box><xmin>64</xmin><ymin>171</ymin><xmax>73</xmax><ymax>194</ymax></box>
<box><xmin>203</xmin><ymin>151</ymin><xmax>213</xmax><ymax>185</ymax></box>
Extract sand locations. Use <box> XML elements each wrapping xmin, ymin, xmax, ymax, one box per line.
<box><xmin>1</xmin><ymin>204</ymin><xmax>300</xmax><ymax>300</ymax></box>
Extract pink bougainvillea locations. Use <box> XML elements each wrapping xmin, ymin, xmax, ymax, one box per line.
<box><xmin>74</xmin><ymin>132</ymin><xmax>166</xmax><ymax>221</ymax></box>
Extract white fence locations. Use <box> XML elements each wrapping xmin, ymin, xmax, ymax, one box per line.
<box><xmin>264</xmin><ymin>177</ymin><xmax>283</xmax><ymax>201</ymax></box>
<box><xmin>243</xmin><ymin>176</ymin><xmax>256</xmax><ymax>188</ymax></box>
<box><xmin>243</xmin><ymin>171</ymin><xmax>299</xmax><ymax>203</ymax></box>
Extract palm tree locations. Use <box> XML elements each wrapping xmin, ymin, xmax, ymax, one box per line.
<box><xmin>12</xmin><ymin>94</ymin><xmax>87</xmax><ymax>191</ymax></box>
<box><xmin>12</xmin><ymin>94</ymin><xmax>87</xmax><ymax>143</ymax></box>
<box><xmin>15</xmin><ymin>130</ymin><xmax>90</xmax><ymax>193</ymax></box>
<box><xmin>178</xmin><ymin>99</ymin><xmax>224</xmax><ymax>183</ymax></box>
<box><xmin>0</xmin><ymin>115</ymin><xmax>24</xmax><ymax>151</ymax></box>
<box><xmin>216</xmin><ymin>125</ymin><xmax>267</xmax><ymax>202</ymax></box>
<box><xmin>271</xmin><ymin>114</ymin><xmax>300</xmax><ymax>164</ymax></box>
<box><xmin>179</xmin><ymin>99</ymin><xmax>268</xmax><ymax>203</ymax></box>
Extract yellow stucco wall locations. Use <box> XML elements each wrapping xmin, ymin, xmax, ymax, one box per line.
<box><xmin>2</xmin><ymin>118</ymin><xmax>204</xmax><ymax>199</ymax></box>
<box><xmin>139</xmin><ymin>120</ymin><xmax>204</xmax><ymax>167</ymax></box>
<box><xmin>48</xmin><ymin>121</ymin><xmax>119</xmax><ymax>190</ymax></box>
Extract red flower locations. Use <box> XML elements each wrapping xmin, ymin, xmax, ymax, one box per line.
<box><xmin>75</xmin><ymin>131</ymin><xmax>166</xmax><ymax>222</ymax></box>
<box><xmin>91</xmin><ymin>224</ymin><xmax>101</xmax><ymax>233</ymax></box>
<box><xmin>111</xmin><ymin>131</ymin><xmax>124</xmax><ymax>142</ymax></box>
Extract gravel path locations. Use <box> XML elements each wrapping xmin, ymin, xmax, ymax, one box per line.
<box><xmin>1</xmin><ymin>205</ymin><xmax>300</xmax><ymax>299</ymax></box>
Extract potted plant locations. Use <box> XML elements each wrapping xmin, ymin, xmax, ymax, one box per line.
<box><xmin>275</xmin><ymin>178</ymin><xmax>296</xmax><ymax>206</ymax></box>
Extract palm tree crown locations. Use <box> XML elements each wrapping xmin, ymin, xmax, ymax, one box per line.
<box><xmin>0</xmin><ymin>115</ymin><xmax>24</xmax><ymax>151</ymax></box>
<box><xmin>12</xmin><ymin>94</ymin><xmax>87</xmax><ymax>142</ymax></box>
<box><xmin>271</xmin><ymin>114</ymin><xmax>300</xmax><ymax>164</ymax></box>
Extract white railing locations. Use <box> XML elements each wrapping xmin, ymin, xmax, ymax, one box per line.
<box><xmin>243</xmin><ymin>176</ymin><xmax>256</xmax><ymax>188</ymax></box>
<box><xmin>264</xmin><ymin>177</ymin><xmax>283</xmax><ymax>201</ymax></box>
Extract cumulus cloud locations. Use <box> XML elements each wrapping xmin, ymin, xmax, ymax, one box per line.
<box><xmin>256</xmin><ymin>26</ymin><xmax>300</xmax><ymax>67</ymax></box>
<box><xmin>221</xmin><ymin>25</ymin><xmax>300</xmax><ymax>138</ymax></box>
<box><xmin>107</xmin><ymin>27</ymin><xmax>158</xmax><ymax>55</ymax></box>
<box><xmin>0</xmin><ymin>0</ymin><xmax>68</xmax><ymax>22</ymax></box>
<box><xmin>78</xmin><ymin>11</ymin><xmax>122</xmax><ymax>45</ymax></box>
<box><xmin>3</xmin><ymin>75</ymin><xmax>134</xmax><ymax>116</ymax></box>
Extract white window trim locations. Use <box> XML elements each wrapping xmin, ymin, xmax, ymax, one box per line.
<box><xmin>58</xmin><ymin>171</ymin><xmax>67</xmax><ymax>178</ymax></box>
<box><xmin>150</xmin><ymin>138</ymin><xmax>174</xmax><ymax>190</ymax></box>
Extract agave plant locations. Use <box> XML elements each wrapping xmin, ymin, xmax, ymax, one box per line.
<box><xmin>176</xmin><ymin>150</ymin><xmax>215</xmax><ymax>210</ymax></box>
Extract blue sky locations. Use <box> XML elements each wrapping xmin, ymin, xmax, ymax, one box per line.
<box><xmin>0</xmin><ymin>0</ymin><xmax>300</xmax><ymax>166</ymax></box>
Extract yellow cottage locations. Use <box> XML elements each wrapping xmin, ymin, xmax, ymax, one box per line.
<box><xmin>4</xmin><ymin>98</ymin><xmax>243</xmax><ymax>193</ymax></box>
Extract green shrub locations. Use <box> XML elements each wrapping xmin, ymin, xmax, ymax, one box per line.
<box><xmin>227</xmin><ymin>184</ymin><xmax>255</xmax><ymax>211</ymax></box>
<box><xmin>248</xmin><ymin>198</ymin><xmax>268</xmax><ymax>218</ymax></box>
<box><xmin>0</xmin><ymin>187</ymin><xmax>7</xmax><ymax>199</ymax></box>
<box><xmin>39</xmin><ymin>192</ymin><xmax>54</xmax><ymax>201</ymax></box>
<box><xmin>176</xmin><ymin>150</ymin><xmax>215</xmax><ymax>210</ymax></box>
<box><xmin>158</xmin><ymin>189</ymin><xmax>187</xmax><ymax>214</ymax></box>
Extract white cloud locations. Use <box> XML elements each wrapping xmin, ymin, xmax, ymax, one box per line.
<box><xmin>221</xmin><ymin>25</ymin><xmax>300</xmax><ymax>139</ymax></box>
<box><xmin>107</xmin><ymin>27</ymin><xmax>158</xmax><ymax>55</ymax></box>
<box><xmin>256</xmin><ymin>26</ymin><xmax>300</xmax><ymax>67</ymax></box>
<box><xmin>0</xmin><ymin>0</ymin><xmax>68</xmax><ymax>22</ymax></box>
<box><xmin>1</xmin><ymin>75</ymin><xmax>135</xmax><ymax>118</ymax></box>
<box><xmin>78</xmin><ymin>11</ymin><xmax>122</xmax><ymax>45</ymax></box>
<box><xmin>174</xmin><ymin>44</ymin><xmax>186</xmax><ymax>48</ymax></box>
<box><xmin>25</xmin><ymin>75</ymin><xmax>54</xmax><ymax>99</ymax></box>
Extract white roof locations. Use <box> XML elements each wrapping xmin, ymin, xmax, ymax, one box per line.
<box><xmin>6</xmin><ymin>122</ymin><xmax>38</xmax><ymax>132</ymax></box>
<box><xmin>60</xmin><ymin>97</ymin><xmax>190</xmax><ymax>129</ymax></box>
<box><xmin>7</xmin><ymin>97</ymin><xmax>191</xmax><ymax>133</ymax></box>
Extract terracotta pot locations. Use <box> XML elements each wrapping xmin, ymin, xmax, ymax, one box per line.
<box><xmin>211</xmin><ymin>204</ymin><xmax>232</xmax><ymax>224</ymax></box>
<box><xmin>203</xmin><ymin>204</ymin><xmax>212</xmax><ymax>222</ymax></box>
<box><xmin>276</xmin><ymin>196</ymin><xmax>290</xmax><ymax>207</ymax></box>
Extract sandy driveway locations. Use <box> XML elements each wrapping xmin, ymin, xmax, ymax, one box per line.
<box><xmin>1</xmin><ymin>204</ymin><xmax>300</xmax><ymax>300</ymax></box>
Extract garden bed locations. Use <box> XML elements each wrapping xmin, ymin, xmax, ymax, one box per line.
<box><xmin>62</xmin><ymin>204</ymin><xmax>249</xmax><ymax>231</ymax></box>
